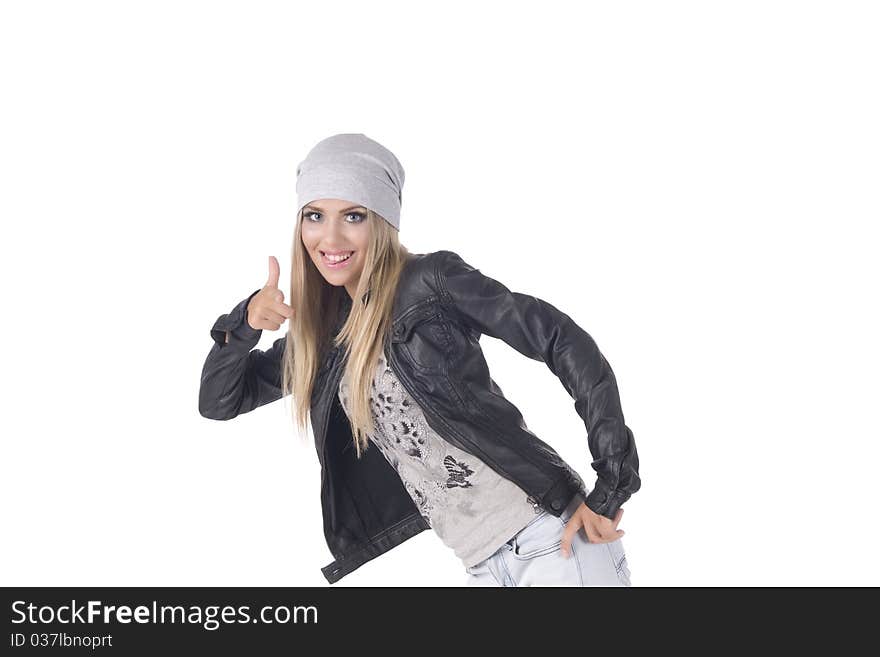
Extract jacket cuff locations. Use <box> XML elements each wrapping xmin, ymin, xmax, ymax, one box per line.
<box><xmin>584</xmin><ymin>482</ymin><xmax>629</xmax><ymax>521</ymax></box>
<box><xmin>209</xmin><ymin>288</ymin><xmax>263</xmax><ymax>348</ymax></box>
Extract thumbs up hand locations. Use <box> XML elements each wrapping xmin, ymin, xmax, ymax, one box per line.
<box><xmin>245</xmin><ymin>256</ymin><xmax>294</xmax><ymax>331</ymax></box>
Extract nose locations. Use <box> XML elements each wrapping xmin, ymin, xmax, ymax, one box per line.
<box><xmin>319</xmin><ymin>220</ymin><xmax>354</xmax><ymax>250</ymax></box>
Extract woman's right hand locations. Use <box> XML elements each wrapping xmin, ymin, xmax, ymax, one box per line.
<box><xmin>246</xmin><ymin>256</ymin><xmax>294</xmax><ymax>332</ymax></box>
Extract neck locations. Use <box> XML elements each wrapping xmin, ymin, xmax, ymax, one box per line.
<box><xmin>345</xmin><ymin>284</ymin><xmax>370</xmax><ymax>304</ymax></box>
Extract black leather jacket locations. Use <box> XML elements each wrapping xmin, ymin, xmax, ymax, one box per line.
<box><xmin>199</xmin><ymin>249</ymin><xmax>640</xmax><ymax>584</ymax></box>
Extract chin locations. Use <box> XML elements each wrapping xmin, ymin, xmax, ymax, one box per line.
<box><xmin>321</xmin><ymin>271</ymin><xmax>352</xmax><ymax>285</ymax></box>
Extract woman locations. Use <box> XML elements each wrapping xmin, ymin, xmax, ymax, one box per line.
<box><xmin>199</xmin><ymin>133</ymin><xmax>641</xmax><ymax>586</ymax></box>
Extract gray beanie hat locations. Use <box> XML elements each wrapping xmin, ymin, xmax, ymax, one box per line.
<box><xmin>295</xmin><ymin>133</ymin><xmax>405</xmax><ymax>230</ymax></box>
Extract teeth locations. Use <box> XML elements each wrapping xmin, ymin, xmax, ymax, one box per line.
<box><xmin>324</xmin><ymin>251</ymin><xmax>352</xmax><ymax>263</ymax></box>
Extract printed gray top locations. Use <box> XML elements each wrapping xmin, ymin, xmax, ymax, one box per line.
<box><xmin>337</xmin><ymin>348</ymin><xmax>542</xmax><ymax>568</ymax></box>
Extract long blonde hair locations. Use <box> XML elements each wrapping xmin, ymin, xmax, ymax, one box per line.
<box><xmin>282</xmin><ymin>206</ymin><xmax>411</xmax><ymax>457</ymax></box>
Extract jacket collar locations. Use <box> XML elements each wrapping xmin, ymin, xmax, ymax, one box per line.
<box><xmin>331</xmin><ymin>252</ymin><xmax>422</xmax><ymax>336</ymax></box>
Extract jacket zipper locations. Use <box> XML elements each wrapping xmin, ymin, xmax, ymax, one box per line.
<box><xmin>386</xmin><ymin>343</ymin><xmax>546</xmax><ymax>507</ymax></box>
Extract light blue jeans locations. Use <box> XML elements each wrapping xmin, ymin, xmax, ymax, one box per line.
<box><xmin>463</xmin><ymin>495</ymin><xmax>632</xmax><ymax>586</ymax></box>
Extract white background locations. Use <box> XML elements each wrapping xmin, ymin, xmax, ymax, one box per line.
<box><xmin>1</xmin><ymin>0</ymin><xmax>877</xmax><ymax>587</ymax></box>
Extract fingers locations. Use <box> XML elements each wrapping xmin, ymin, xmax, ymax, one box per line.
<box><xmin>582</xmin><ymin>523</ymin><xmax>604</xmax><ymax>544</ymax></box>
<box><xmin>268</xmin><ymin>300</ymin><xmax>294</xmax><ymax>320</ymax></box>
<box><xmin>260</xmin><ymin>306</ymin><xmax>291</xmax><ymax>327</ymax></box>
<box><xmin>251</xmin><ymin>315</ymin><xmax>283</xmax><ymax>331</ymax></box>
<box><xmin>266</xmin><ymin>255</ymin><xmax>280</xmax><ymax>288</ymax></box>
<box><xmin>552</xmin><ymin>509</ymin><xmax>628</xmax><ymax>559</ymax></box>
<box><xmin>248</xmin><ymin>256</ymin><xmax>294</xmax><ymax>331</ymax></box>
<box><xmin>559</xmin><ymin>517</ymin><xmax>581</xmax><ymax>559</ymax></box>
<box><xmin>562</xmin><ymin>512</ymin><xmax>624</xmax><ymax>554</ymax></box>
<box><xmin>582</xmin><ymin>501</ymin><xmax>626</xmax><ymax>535</ymax></box>
<box><xmin>607</xmin><ymin>508</ymin><xmax>625</xmax><ymax>540</ymax></box>
<box><xmin>583</xmin><ymin>515</ymin><xmax>625</xmax><ymax>544</ymax></box>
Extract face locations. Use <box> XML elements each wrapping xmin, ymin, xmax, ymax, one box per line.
<box><xmin>300</xmin><ymin>198</ymin><xmax>370</xmax><ymax>299</ymax></box>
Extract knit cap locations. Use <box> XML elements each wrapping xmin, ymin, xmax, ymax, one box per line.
<box><xmin>295</xmin><ymin>133</ymin><xmax>405</xmax><ymax>230</ymax></box>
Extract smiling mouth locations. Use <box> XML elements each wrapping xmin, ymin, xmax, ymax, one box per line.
<box><xmin>320</xmin><ymin>250</ymin><xmax>355</xmax><ymax>267</ymax></box>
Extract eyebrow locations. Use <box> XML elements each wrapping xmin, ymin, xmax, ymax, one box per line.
<box><xmin>303</xmin><ymin>204</ymin><xmax>367</xmax><ymax>213</ymax></box>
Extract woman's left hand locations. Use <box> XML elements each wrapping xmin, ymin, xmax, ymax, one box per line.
<box><xmin>560</xmin><ymin>504</ymin><xmax>625</xmax><ymax>558</ymax></box>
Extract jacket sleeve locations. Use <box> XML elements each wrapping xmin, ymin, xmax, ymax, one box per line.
<box><xmin>436</xmin><ymin>250</ymin><xmax>641</xmax><ymax>520</ymax></box>
<box><xmin>198</xmin><ymin>288</ymin><xmax>289</xmax><ymax>420</ymax></box>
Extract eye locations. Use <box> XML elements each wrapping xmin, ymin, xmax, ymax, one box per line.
<box><xmin>346</xmin><ymin>212</ymin><xmax>367</xmax><ymax>223</ymax></box>
<box><xmin>304</xmin><ymin>211</ymin><xmax>321</xmax><ymax>222</ymax></box>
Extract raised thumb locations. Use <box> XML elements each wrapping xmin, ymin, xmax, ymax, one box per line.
<box><xmin>266</xmin><ymin>255</ymin><xmax>280</xmax><ymax>288</ymax></box>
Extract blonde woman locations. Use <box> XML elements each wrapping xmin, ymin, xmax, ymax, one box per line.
<box><xmin>199</xmin><ymin>133</ymin><xmax>641</xmax><ymax>586</ymax></box>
